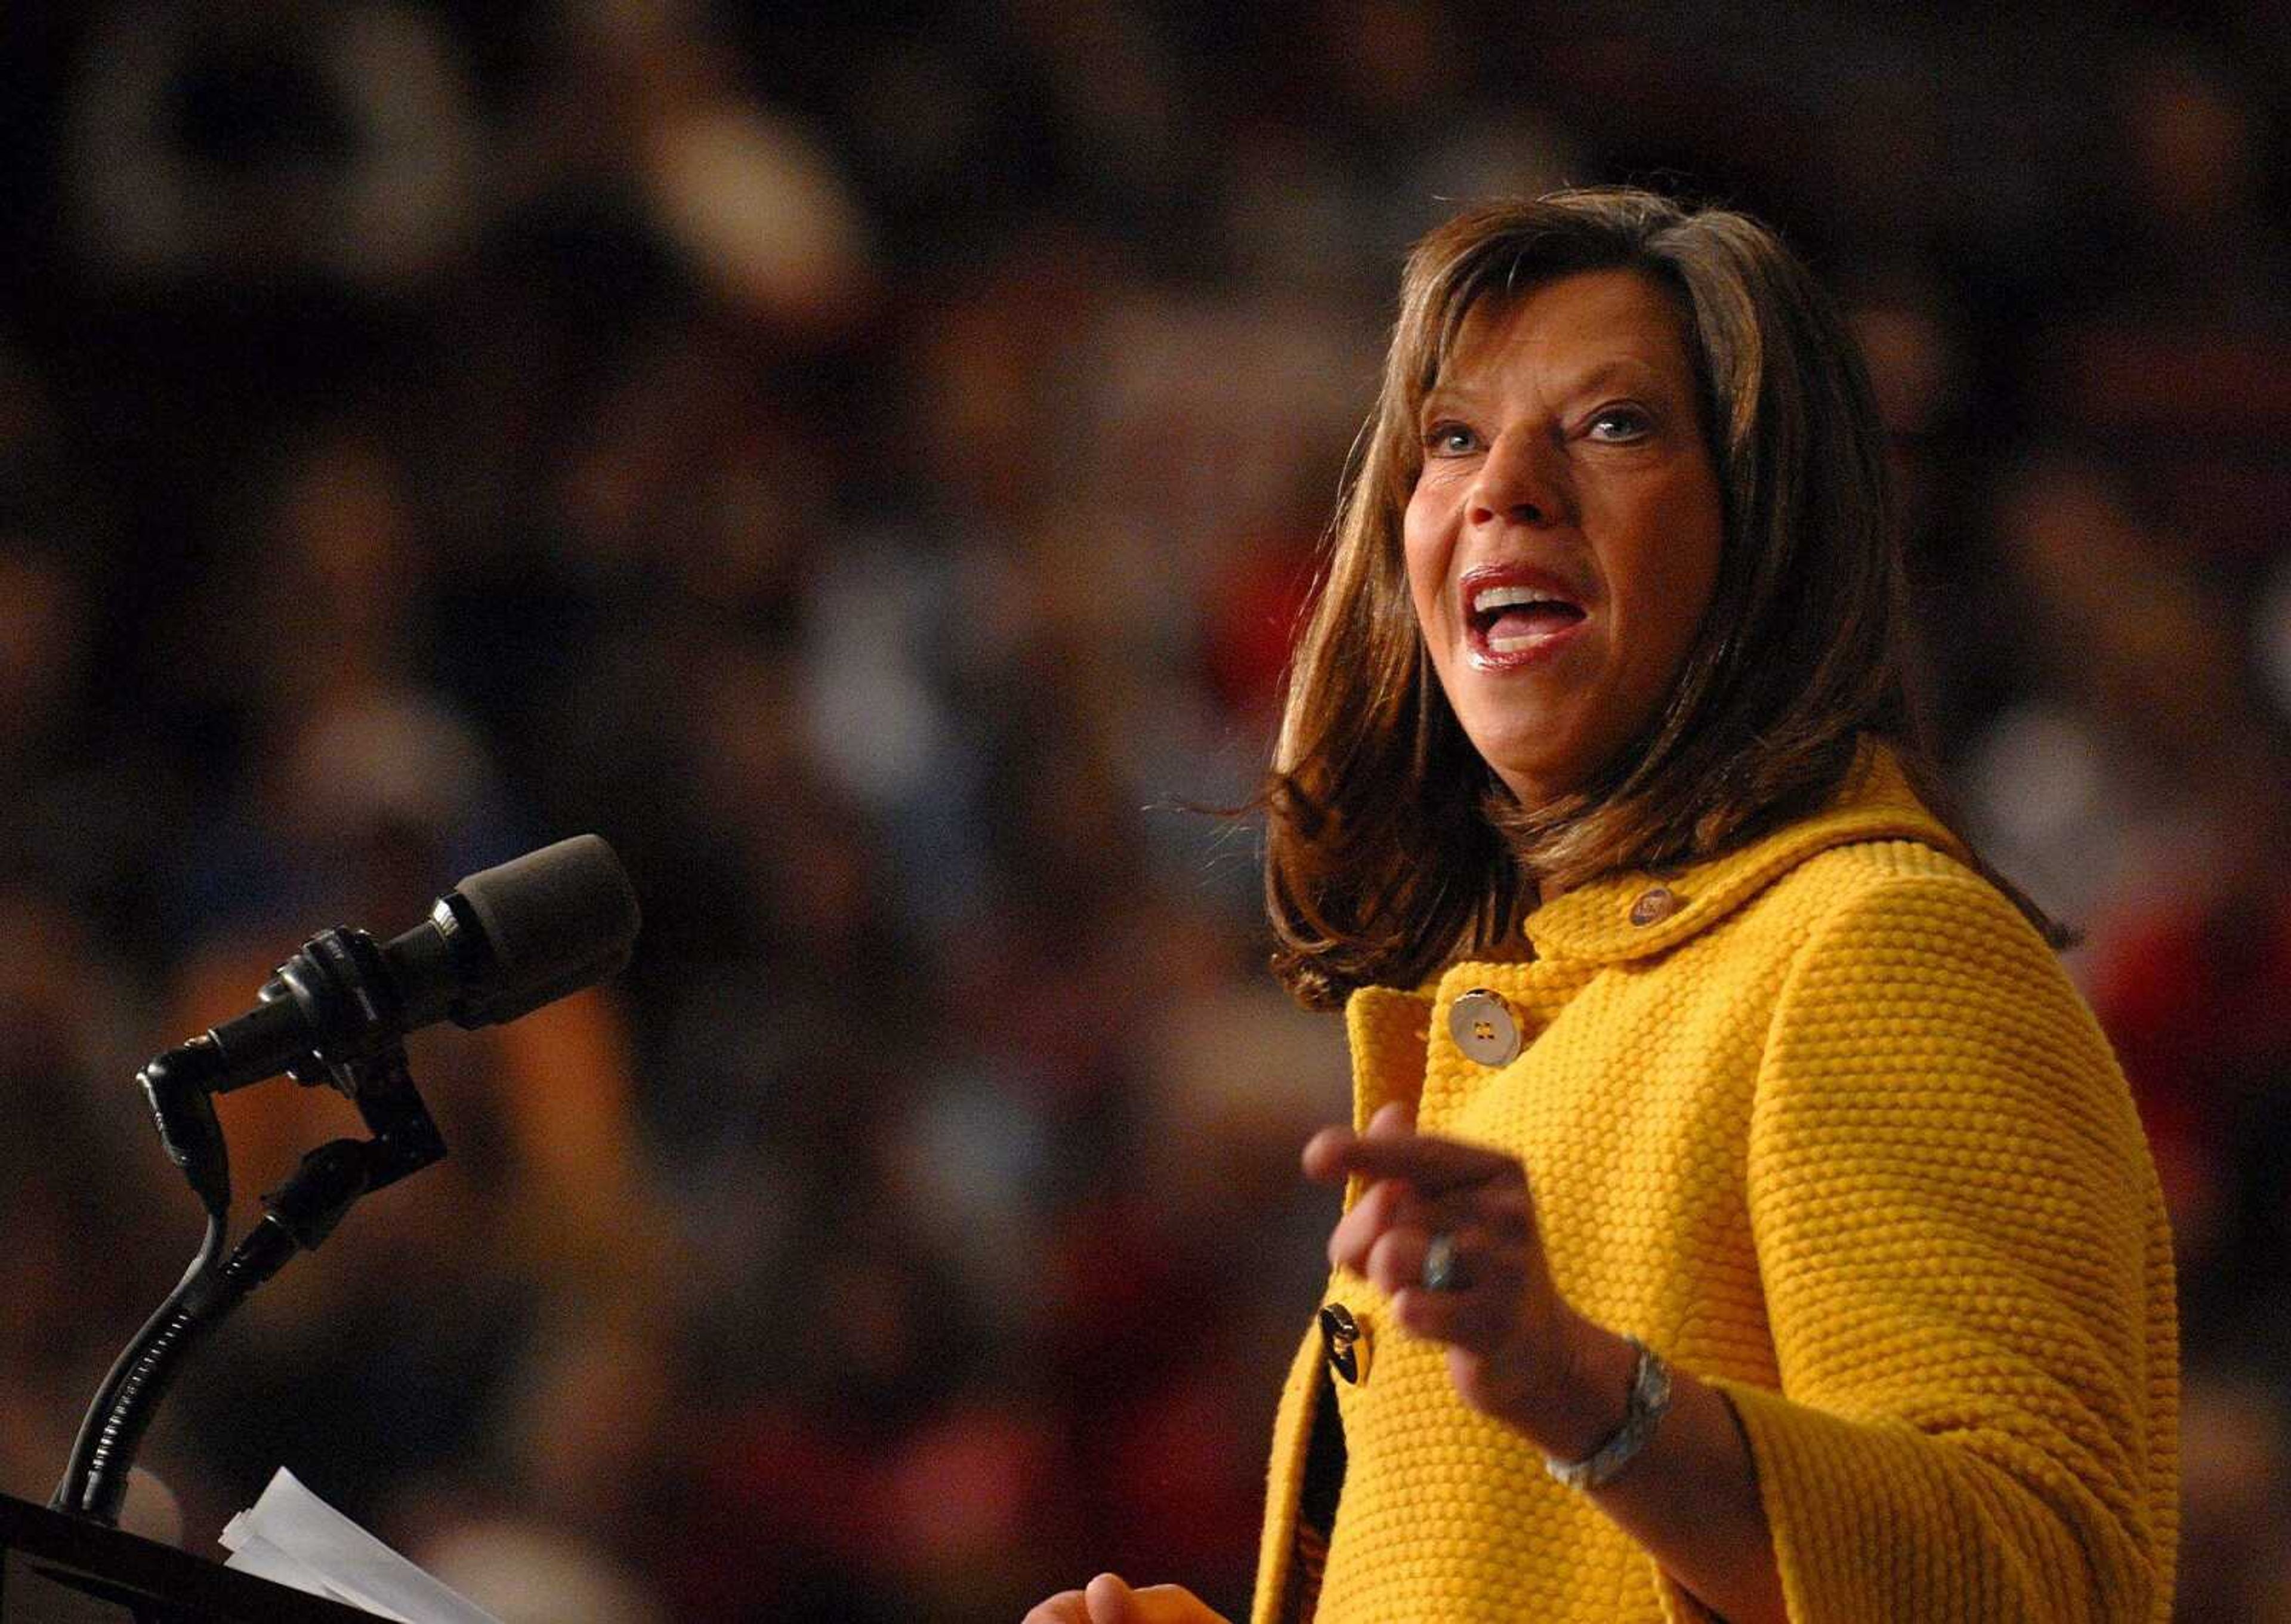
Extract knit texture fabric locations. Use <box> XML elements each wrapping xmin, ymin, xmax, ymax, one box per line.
<box><xmin>1251</xmin><ymin>748</ymin><xmax>2178</xmax><ymax>1624</ymax></box>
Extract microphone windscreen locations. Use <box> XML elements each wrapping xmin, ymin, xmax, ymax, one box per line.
<box><xmin>447</xmin><ymin>835</ymin><xmax>641</xmax><ymax>1026</ymax></box>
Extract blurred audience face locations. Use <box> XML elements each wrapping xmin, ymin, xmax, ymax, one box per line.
<box><xmin>0</xmin><ymin>550</ymin><xmax>83</xmax><ymax>764</ymax></box>
<box><xmin>1403</xmin><ymin>269</ymin><xmax>1722</xmax><ymax>808</ymax></box>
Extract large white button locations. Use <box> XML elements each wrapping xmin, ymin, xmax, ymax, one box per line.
<box><xmin>1448</xmin><ymin>987</ymin><xmax>1521</xmax><ymax>1066</ymax></box>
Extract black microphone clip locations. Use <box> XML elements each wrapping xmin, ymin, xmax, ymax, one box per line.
<box><xmin>140</xmin><ymin>835</ymin><xmax>638</xmax><ymax>1212</ymax></box>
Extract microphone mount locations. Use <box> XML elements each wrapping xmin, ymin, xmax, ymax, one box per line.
<box><xmin>53</xmin><ymin>835</ymin><xmax>635</xmax><ymax>1528</ymax></box>
<box><xmin>141</xmin><ymin>925</ymin><xmax>453</xmax><ymax>1218</ymax></box>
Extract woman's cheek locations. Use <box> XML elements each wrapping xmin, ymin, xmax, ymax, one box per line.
<box><xmin>1401</xmin><ymin>516</ymin><xmax>1446</xmax><ymax>639</ymax></box>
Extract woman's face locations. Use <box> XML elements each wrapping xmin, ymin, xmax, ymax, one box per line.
<box><xmin>1403</xmin><ymin>267</ymin><xmax>1724</xmax><ymax>809</ymax></box>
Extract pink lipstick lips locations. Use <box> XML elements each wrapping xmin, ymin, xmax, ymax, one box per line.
<box><xmin>1459</xmin><ymin>563</ymin><xmax>1589</xmax><ymax>669</ymax></box>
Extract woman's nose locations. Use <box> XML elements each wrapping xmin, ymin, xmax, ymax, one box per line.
<box><xmin>1466</xmin><ymin>428</ymin><xmax>1570</xmax><ymax>529</ymax></box>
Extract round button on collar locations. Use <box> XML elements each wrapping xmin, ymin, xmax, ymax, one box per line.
<box><xmin>1448</xmin><ymin>987</ymin><xmax>1522</xmax><ymax>1066</ymax></box>
<box><xmin>1629</xmin><ymin>885</ymin><xmax>1680</xmax><ymax>927</ymax></box>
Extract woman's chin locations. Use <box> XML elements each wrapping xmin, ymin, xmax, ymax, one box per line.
<box><xmin>1475</xmin><ymin>746</ymin><xmax>1586</xmax><ymax>811</ymax></box>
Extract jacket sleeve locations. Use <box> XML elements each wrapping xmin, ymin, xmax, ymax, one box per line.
<box><xmin>1704</xmin><ymin>867</ymin><xmax>2178</xmax><ymax>1623</ymax></box>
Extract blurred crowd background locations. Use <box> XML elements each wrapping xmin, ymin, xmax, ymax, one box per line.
<box><xmin>2</xmin><ymin>2</ymin><xmax>2287</xmax><ymax>1619</ymax></box>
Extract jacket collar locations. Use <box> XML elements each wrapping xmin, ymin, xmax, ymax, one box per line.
<box><xmin>1520</xmin><ymin>742</ymin><xmax>1965</xmax><ymax>966</ymax></box>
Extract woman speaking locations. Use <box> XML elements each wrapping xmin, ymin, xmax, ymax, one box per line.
<box><xmin>1029</xmin><ymin>188</ymin><xmax>2177</xmax><ymax>1624</ymax></box>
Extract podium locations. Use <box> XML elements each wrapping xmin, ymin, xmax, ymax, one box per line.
<box><xmin>1</xmin><ymin>1492</ymin><xmax>378</xmax><ymax>1622</ymax></box>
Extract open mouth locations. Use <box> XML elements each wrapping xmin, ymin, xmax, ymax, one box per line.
<box><xmin>1467</xmin><ymin>580</ymin><xmax>1587</xmax><ymax>656</ymax></box>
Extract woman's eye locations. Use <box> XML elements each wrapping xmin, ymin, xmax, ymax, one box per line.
<box><xmin>1424</xmin><ymin>422</ymin><xmax>1479</xmax><ymax>455</ymax></box>
<box><xmin>1586</xmin><ymin>407</ymin><xmax>1651</xmax><ymax>443</ymax></box>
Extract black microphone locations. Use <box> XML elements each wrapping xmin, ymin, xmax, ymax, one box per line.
<box><xmin>200</xmin><ymin>833</ymin><xmax>641</xmax><ymax>1094</ymax></box>
<box><xmin>66</xmin><ymin>836</ymin><xmax>639</xmax><ymax>1527</ymax></box>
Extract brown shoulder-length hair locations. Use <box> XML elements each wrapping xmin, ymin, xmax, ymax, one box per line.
<box><xmin>1265</xmin><ymin>186</ymin><xmax>2058</xmax><ymax>1010</ymax></box>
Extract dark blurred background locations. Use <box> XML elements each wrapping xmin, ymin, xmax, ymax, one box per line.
<box><xmin>1</xmin><ymin>2</ymin><xmax>2287</xmax><ymax>1619</ymax></box>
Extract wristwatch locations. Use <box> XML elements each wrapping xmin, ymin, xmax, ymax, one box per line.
<box><xmin>1543</xmin><ymin>1336</ymin><xmax>1673</xmax><ymax>1491</ymax></box>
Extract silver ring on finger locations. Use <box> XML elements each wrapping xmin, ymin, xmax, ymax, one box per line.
<box><xmin>1422</xmin><ymin>1230</ymin><xmax>1464</xmax><ymax>1293</ymax></box>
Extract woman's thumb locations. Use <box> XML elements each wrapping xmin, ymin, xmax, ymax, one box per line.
<box><xmin>1085</xmin><ymin>1573</ymin><xmax>1221</xmax><ymax>1624</ymax></box>
<box><xmin>1083</xmin><ymin>1574</ymin><xmax>1138</xmax><ymax>1622</ymax></box>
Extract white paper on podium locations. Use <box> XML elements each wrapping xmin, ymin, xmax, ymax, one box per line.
<box><xmin>219</xmin><ymin>1467</ymin><xmax>505</xmax><ymax>1624</ymax></box>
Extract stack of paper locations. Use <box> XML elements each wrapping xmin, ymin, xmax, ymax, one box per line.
<box><xmin>220</xmin><ymin>1468</ymin><xmax>505</xmax><ymax>1624</ymax></box>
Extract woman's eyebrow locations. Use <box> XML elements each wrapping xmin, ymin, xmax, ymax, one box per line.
<box><xmin>1418</xmin><ymin>384</ymin><xmax>1472</xmax><ymax>418</ymax></box>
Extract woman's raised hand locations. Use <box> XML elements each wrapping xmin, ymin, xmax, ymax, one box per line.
<box><xmin>1302</xmin><ymin>1101</ymin><xmax>1607</xmax><ymax>1452</ymax></box>
<box><xmin>1022</xmin><ymin>1573</ymin><xmax>1229</xmax><ymax>1623</ymax></box>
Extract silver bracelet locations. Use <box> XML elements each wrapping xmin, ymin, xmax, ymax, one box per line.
<box><xmin>1543</xmin><ymin>1336</ymin><xmax>1673</xmax><ymax>1491</ymax></box>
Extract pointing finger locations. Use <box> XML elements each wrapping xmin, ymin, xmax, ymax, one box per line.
<box><xmin>1307</xmin><ymin>1130</ymin><xmax>1520</xmax><ymax>1194</ymax></box>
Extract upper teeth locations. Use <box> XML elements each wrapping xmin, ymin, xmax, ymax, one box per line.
<box><xmin>1473</xmin><ymin>584</ymin><xmax>1569</xmax><ymax>613</ymax></box>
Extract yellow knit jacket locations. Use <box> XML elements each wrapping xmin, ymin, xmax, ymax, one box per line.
<box><xmin>1251</xmin><ymin>749</ymin><xmax>2178</xmax><ymax>1623</ymax></box>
